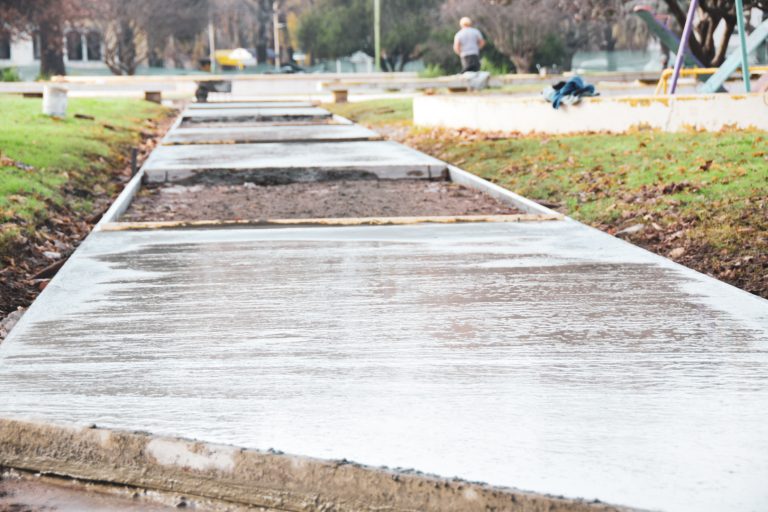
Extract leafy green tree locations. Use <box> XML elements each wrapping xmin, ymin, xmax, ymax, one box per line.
<box><xmin>379</xmin><ymin>0</ymin><xmax>442</xmax><ymax>71</ymax></box>
<box><xmin>298</xmin><ymin>0</ymin><xmax>371</xmax><ymax>61</ymax></box>
<box><xmin>298</xmin><ymin>0</ymin><xmax>441</xmax><ymax>71</ymax></box>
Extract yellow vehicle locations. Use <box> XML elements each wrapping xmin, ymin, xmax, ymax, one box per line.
<box><xmin>214</xmin><ymin>49</ymin><xmax>254</xmax><ymax>70</ymax></box>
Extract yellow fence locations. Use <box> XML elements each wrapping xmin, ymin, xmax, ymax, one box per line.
<box><xmin>655</xmin><ymin>66</ymin><xmax>768</xmax><ymax>95</ymax></box>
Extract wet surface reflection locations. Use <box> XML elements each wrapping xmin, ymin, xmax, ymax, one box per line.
<box><xmin>1</xmin><ymin>222</ymin><xmax>766</xmax><ymax>512</ymax></box>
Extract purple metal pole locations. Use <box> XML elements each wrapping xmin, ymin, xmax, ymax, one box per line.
<box><xmin>669</xmin><ymin>0</ymin><xmax>699</xmax><ymax>95</ymax></box>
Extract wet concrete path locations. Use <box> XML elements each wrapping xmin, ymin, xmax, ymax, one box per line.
<box><xmin>179</xmin><ymin>106</ymin><xmax>333</xmax><ymax>126</ymax></box>
<box><xmin>163</xmin><ymin>123</ymin><xmax>381</xmax><ymax>145</ymax></box>
<box><xmin>142</xmin><ymin>140</ymin><xmax>448</xmax><ymax>183</ymax></box>
<box><xmin>1</xmin><ymin>101</ymin><xmax>767</xmax><ymax>512</ymax></box>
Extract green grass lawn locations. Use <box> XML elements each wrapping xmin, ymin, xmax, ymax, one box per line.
<box><xmin>0</xmin><ymin>96</ymin><xmax>168</xmax><ymax>252</ymax></box>
<box><xmin>408</xmin><ymin>129</ymin><xmax>767</xmax><ymax>228</ymax></box>
<box><xmin>326</xmin><ymin>98</ymin><xmax>768</xmax><ymax>297</ymax></box>
<box><xmin>325</xmin><ymin>98</ymin><xmax>413</xmax><ymax>127</ymax></box>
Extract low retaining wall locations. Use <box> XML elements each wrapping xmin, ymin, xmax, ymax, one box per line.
<box><xmin>0</xmin><ymin>419</ymin><xmax>631</xmax><ymax>512</ymax></box>
<box><xmin>414</xmin><ymin>93</ymin><xmax>768</xmax><ymax>134</ymax></box>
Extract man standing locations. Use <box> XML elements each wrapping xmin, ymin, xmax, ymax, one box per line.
<box><xmin>453</xmin><ymin>17</ymin><xmax>485</xmax><ymax>73</ymax></box>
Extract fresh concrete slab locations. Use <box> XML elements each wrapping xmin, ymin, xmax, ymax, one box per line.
<box><xmin>162</xmin><ymin>124</ymin><xmax>381</xmax><ymax>145</ymax></box>
<box><xmin>186</xmin><ymin>101</ymin><xmax>316</xmax><ymax>109</ymax></box>
<box><xmin>180</xmin><ymin>106</ymin><xmax>332</xmax><ymax>125</ymax></box>
<box><xmin>1</xmin><ymin>221</ymin><xmax>766</xmax><ymax>512</ymax></box>
<box><xmin>141</xmin><ymin>141</ymin><xmax>449</xmax><ymax>183</ymax></box>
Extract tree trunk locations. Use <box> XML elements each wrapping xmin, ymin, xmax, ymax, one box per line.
<box><xmin>382</xmin><ymin>54</ymin><xmax>396</xmax><ymax>72</ymax></box>
<box><xmin>603</xmin><ymin>25</ymin><xmax>618</xmax><ymax>71</ymax></box>
<box><xmin>119</xmin><ymin>20</ymin><xmax>138</xmax><ymax>75</ymax></box>
<box><xmin>256</xmin><ymin>0</ymin><xmax>271</xmax><ymax>63</ymax></box>
<box><xmin>511</xmin><ymin>54</ymin><xmax>533</xmax><ymax>74</ymax></box>
<box><xmin>39</xmin><ymin>18</ymin><xmax>66</xmax><ymax>77</ymax></box>
<box><xmin>712</xmin><ymin>21</ymin><xmax>735</xmax><ymax>67</ymax></box>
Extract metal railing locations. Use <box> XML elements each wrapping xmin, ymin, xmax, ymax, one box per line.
<box><xmin>655</xmin><ymin>66</ymin><xmax>768</xmax><ymax>95</ymax></box>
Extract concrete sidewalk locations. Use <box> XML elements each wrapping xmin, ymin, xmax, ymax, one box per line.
<box><xmin>162</xmin><ymin>124</ymin><xmax>381</xmax><ymax>145</ymax></box>
<box><xmin>1</xmin><ymin>100</ymin><xmax>766</xmax><ymax>512</ymax></box>
<box><xmin>142</xmin><ymin>140</ymin><xmax>449</xmax><ymax>183</ymax></box>
<box><xmin>2</xmin><ymin>221</ymin><xmax>767</xmax><ymax>511</ymax></box>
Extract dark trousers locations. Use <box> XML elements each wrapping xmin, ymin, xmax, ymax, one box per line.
<box><xmin>461</xmin><ymin>54</ymin><xmax>480</xmax><ymax>73</ymax></box>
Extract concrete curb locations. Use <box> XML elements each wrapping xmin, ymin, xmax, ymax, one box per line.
<box><xmin>94</xmin><ymin>169</ymin><xmax>147</xmax><ymax>230</ymax></box>
<box><xmin>0</xmin><ymin>419</ymin><xmax>635</xmax><ymax>512</ymax></box>
<box><xmin>99</xmin><ymin>213</ymin><xmax>563</xmax><ymax>232</ymax></box>
<box><xmin>447</xmin><ymin>165</ymin><xmax>560</xmax><ymax>216</ymax></box>
<box><xmin>95</xmin><ymin>165</ymin><xmax>563</xmax><ymax>232</ymax></box>
<box><xmin>414</xmin><ymin>93</ymin><xmax>768</xmax><ymax>134</ymax></box>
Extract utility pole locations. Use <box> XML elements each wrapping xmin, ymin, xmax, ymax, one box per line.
<box><xmin>273</xmin><ymin>1</ymin><xmax>281</xmax><ymax>72</ymax></box>
<box><xmin>208</xmin><ymin>19</ymin><xmax>216</xmax><ymax>74</ymax></box>
<box><xmin>374</xmin><ymin>0</ymin><xmax>381</xmax><ymax>72</ymax></box>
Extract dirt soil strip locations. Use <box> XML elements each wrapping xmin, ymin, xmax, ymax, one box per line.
<box><xmin>121</xmin><ymin>180</ymin><xmax>522</xmax><ymax>222</ymax></box>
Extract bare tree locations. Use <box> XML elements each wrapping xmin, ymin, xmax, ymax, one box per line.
<box><xmin>662</xmin><ymin>0</ymin><xmax>768</xmax><ymax>67</ymax></box>
<box><xmin>442</xmin><ymin>0</ymin><xmax>657</xmax><ymax>72</ymax></box>
<box><xmin>0</xmin><ymin>0</ymin><xmax>86</xmax><ymax>76</ymax></box>
<box><xmin>557</xmin><ymin>0</ymin><xmax>648</xmax><ymax>71</ymax></box>
<box><xmin>207</xmin><ymin>0</ymin><xmax>312</xmax><ymax>65</ymax></box>
<box><xmin>91</xmin><ymin>0</ymin><xmax>209</xmax><ymax>75</ymax></box>
<box><xmin>444</xmin><ymin>0</ymin><xmax>560</xmax><ymax>72</ymax></box>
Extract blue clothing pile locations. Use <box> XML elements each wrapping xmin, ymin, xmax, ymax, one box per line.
<box><xmin>542</xmin><ymin>76</ymin><xmax>599</xmax><ymax>109</ymax></box>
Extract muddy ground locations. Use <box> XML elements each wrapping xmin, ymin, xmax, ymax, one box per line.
<box><xmin>121</xmin><ymin>180</ymin><xmax>521</xmax><ymax>222</ymax></box>
<box><xmin>0</xmin><ymin>471</ymin><xmax>167</xmax><ymax>512</ymax></box>
<box><xmin>0</xmin><ymin>469</ymin><xmax>226</xmax><ymax>512</ymax></box>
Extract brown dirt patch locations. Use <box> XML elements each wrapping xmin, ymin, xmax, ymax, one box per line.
<box><xmin>121</xmin><ymin>180</ymin><xmax>522</xmax><ymax>222</ymax></box>
<box><xmin>600</xmin><ymin>209</ymin><xmax>768</xmax><ymax>299</ymax></box>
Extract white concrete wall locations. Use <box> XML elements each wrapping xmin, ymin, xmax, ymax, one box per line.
<box><xmin>1</xmin><ymin>37</ymin><xmax>34</xmax><ymax>67</ymax></box>
<box><xmin>2</xmin><ymin>33</ymin><xmax>110</xmax><ymax>74</ymax></box>
<box><xmin>414</xmin><ymin>93</ymin><xmax>768</xmax><ymax>134</ymax></box>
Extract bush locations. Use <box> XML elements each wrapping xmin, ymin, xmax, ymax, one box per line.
<box><xmin>481</xmin><ymin>56</ymin><xmax>509</xmax><ymax>76</ymax></box>
<box><xmin>480</xmin><ymin>40</ymin><xmax>513</xmax><ymax>74</ymax></box>
<box><xmin>421</xmin><ymin>27</ymin><xmax>462</xmax><ymax>75</ymax></box>
<box><xmin>533</xmin><ymin>34</ymin><xmax>568</xmax><ymax>71</ymax></box>
<box><xmin>1</xmin><ymin>68</ymin><xmax>21</xmax><ymax>82</ymax></box>
<box><xmin>419</xmin><ymin>64</ymin><xmax>447</xmax><ymax>78</ymax></box>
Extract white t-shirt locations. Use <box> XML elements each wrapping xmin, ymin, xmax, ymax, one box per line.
<box><xmin>454</xmin><ymin>27</ymin><xmax>483</xmax><ymax>57</ymax></box>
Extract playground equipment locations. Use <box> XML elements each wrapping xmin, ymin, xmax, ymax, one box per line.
<box><xmin>655</xmin><ymin>66</ymin><xmax>768</xmax><ymax>95</ymax></box>
<box><xmin>633</xmin><ymin>7</ymin><xmax>704</xmax><ymax>68</ymax></box>
<box><xmin>735</xmin><ymin>0</ymin><xmax>751</xmax><ymax>92</ymax></box>
<box><xmin>698</xmin><ymin>18</ymin><xmax>768</xmax><ymax>93</ymax></box>
<box><xmin>634</xmin><ymin>5</ymin><xmax>768</xmax><ymax>94</ymax></box>
<box><xmin>669</xmin><ymin>0</ymin><xmax>700</xmax><ymax>93</ymax></box>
